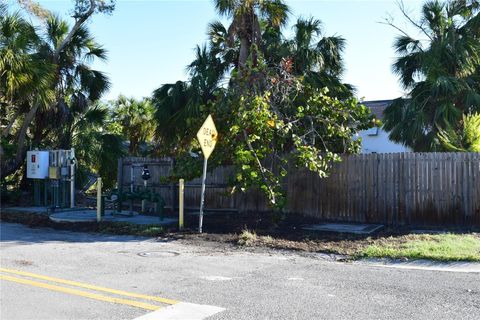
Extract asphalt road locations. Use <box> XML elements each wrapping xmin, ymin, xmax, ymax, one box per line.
<box><xmin>1</xmin><ymin>222</ymin><xmax>479</xmax><ymax>320</ymax></box>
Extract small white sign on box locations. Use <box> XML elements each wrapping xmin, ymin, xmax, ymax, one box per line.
<box><xmin>26</xmin><ymin>151</ymin><xmax>49</xmax><ymax>179</ymax></box>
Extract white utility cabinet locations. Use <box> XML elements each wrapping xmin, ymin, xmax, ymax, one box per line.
<box><xmin>26</xmin><ymin>150</ymin><xmax>49</xmax><ymax>179</ymax></box>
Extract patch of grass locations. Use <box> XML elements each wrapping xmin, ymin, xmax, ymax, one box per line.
<box><xmin>238</xmin><ymin>229</ymin><xmax>257</xmax><ymax>246</ymax></box>
<box><xmin>360</xmin><ymin>234</ymin><xmax>480</xmax><ymax>262</ymax></box>
<box><xmin>262</xmin><ymin>235</ymin><xmax>274</xmax><ymax>243</ymax></box>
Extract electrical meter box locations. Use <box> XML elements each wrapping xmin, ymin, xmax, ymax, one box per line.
<box><xmin>27</xmin><ymin>151</ymin><xmax>49</xmax><ymax>179</ymax></box>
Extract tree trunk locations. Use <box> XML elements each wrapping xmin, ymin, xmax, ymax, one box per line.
<box><xmin>2</xmin><ymin>107</ymin><xmax>22</xmax><ymax>137</ymax></box>
<box><xmin>53</xmin><ymin>1</ymin><xmax>96</xmax><ymax>59</ymax></box>
<box><xmin>15</xmin><ymin>103</ymin><xmax>38</xmax><ymax>159</ymax></box>
<box><xmin>0</xmin><ymin>103</ymin><xmax>39</xmax><ymax>179</ymax></box>
<box><xmin>238</xmin><ymin>37</ymin><xmax>250</xmax><ymax>75</ymax></box>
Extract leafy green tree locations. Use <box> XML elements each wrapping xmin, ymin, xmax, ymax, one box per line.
<box><xmin>210</xmin><ymin>61</ymin><xmax>373</xmax><ymax>205</ymax></box>
<box><xmin>151</xmin><ymin>0</ymin><xmax>375</xmax><ymax>206</ymax></box>
<box><xmin>383</xmin><ymin>0</ymin><xmax>480</xmax><ymax>151</ymax></box>
<box><xmin>155</xmin><ymin>10</ymin><xmax>358</xmax><ymax>155</ymax></box>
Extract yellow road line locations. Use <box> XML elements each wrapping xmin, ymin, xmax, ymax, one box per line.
<box><xmin>0</xmin><ymin>275</ymin><xmax>160</xmax><ymax>311</ymax></box>
<box><xmin>0</xmin><ymin>268</ymin><xmax>178</xmax><ymax>305</ymax></box>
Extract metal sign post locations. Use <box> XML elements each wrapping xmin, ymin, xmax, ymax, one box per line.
<box><xmin>69</xmin><ymin>148</ymin><xmax>75</xmax><ymax>208</ymax></box>
<box><xmin>196</xmin><ymin>115</ymin><xmax>218</xmax><ymax>233</ymax></box>
<box><xmin>179</xmin><ymin>179</ymin><xmax>185</xmax><ymax>230</ymax></box>
<box><xmin>96</xmin><ymin>177</ymin><xmax>102</xmax><ymax>222</ymax></box>
<box><xmin>198</xmin><ymin>158</ymin><xmax>208</xmax><ymax>233</ymax></box>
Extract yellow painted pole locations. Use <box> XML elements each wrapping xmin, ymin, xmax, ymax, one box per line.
<box><xmin>179</xmin><ymin>179</ymin><xmax>184</xmax><ymax>230</ymax></box>
<box><xmin>96</xmin><ymin>177</ymin><xmax>102</xmax><ymax>222</ymax></box>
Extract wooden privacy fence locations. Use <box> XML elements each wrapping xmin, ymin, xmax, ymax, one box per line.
<box><xmin>117</xmin><ymin>153</ymin><xmax>480</xmax><ymax>226</ymax></box>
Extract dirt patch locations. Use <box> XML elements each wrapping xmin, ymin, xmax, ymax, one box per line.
<box><xmin>2</xmin><ymin>209</ymin><xmax>479</xmax><ymax>260</ymax></box>
<box><xmin>14</xmin><ymin>259</ymin><xmax>34</xmax><ymax>266</ymax></box>
<box><xmin>171</xmin><ymin>231</ymin><xmax>375</xmax><ymax>257</ymax></box>
<box><xmin>0</xmin><ymin>210</ymin><xmax>166</xmax><ymax>237</ymax></box>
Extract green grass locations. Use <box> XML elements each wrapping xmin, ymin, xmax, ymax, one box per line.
<box><xmin>360</xmin><ymin>234</ymin><xmax>480</xmax><ymax>262</ymax></box>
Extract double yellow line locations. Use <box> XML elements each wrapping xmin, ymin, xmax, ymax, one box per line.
<box><xmin>0</xmin><ymin>268</ymin><xmax>178</xmax><ymax>311</ymax></box>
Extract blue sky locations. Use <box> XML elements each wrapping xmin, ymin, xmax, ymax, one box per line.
<box><xmin>28</xmin><ymin>0</ymin><xmax>425</xmax><ymax>101</ymax></box>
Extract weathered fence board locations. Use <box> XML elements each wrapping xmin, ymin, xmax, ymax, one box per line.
<box><xmin>119</xmin><ymin>153</ymin><xmax>480</xmax><ymax>226</ymax></box>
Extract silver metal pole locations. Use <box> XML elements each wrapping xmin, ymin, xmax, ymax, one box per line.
<box><xmin>70</xmin><ymin>148</ymin><xmax>75</xmax><ymax>208</ymax></box>
<box><xmin>142</xmin><ymin>179</ymin><xmax>147</xmax><ymax>213</ymax></box>
<box><xmin>130</xmin><ymin>165</ymin><xmax>134</xmax><ymax>192</ymax></box>
<box><xmin>179</xmin><ymin>179</ymin><xmax>184</xmax><ymax>230</ymax></box>
<box><xmin>96</xmin><ymin>177</ymin><xmax>102</xmax><ymax>222</ymax></box>
<box><xmin>198</xmin><ymin>157</ymin><xmax>208</xmax><ymax>233</ymax></box>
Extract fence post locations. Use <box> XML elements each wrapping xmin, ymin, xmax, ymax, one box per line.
<box><xmin>116</xmin><ymin>157</ymin><xmax>123</xmax><ymax>213</ymax></box>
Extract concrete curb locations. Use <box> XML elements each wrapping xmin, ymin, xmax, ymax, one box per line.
<box><xmin>357</xmin><ymin>258</ymin><xmax>480</xmax><ymax>273</ymax></box>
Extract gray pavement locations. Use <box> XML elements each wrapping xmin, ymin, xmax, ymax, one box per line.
<box><xmin>4</xmin><ymin>207</ymin><xmax>177</xmax><ymax>225</ymax></box>
<box><xmin>1</xmin><ymin>222</ymin><xmax>479</xmax><ymax>320</ymax></box>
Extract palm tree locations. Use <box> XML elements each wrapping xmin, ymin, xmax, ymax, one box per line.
<box><xmin>438</xmin><ymin>113</ymin><xmax>480</xmax><ymax>152</ymax></box>
<box><xmin>1</xmin><ymin>2</ymin><xmax>113</xmax><ymax>179</ymax></box>
<box><xmin>286</xmin><ymin>17</ymin><xmax>354</xmax><ymax>98</ymax></box>
<box><xmin>34</xmin><ymin>15</ymin><xmax>111</xmax><ymax>149</ymax></box>
<box><xmin>0</xmin><ymin>7</ymin><xmax>55</xmax><ymax>178</ymax></box>
<box><xmin>152</xmin><ymin>44</ymin><xmax>228</xmax><ymax>154</ymax></box>
<box><xmin>213</xmin><ymin>0</ymin><xmax>290</xmax><ymax>72</ymax></box>
<box><xmin>383</xmin><ymin>0</ymin><xmax>480</xmax><ymax>151</ymax></box>
<box><xmin>72</xmin><ymin>102</ymin><xmax>125</xmax><ymax>189</ymax></box>
<box><xmin>187</xmin><ymin>44</ymin><xmax>229</xmax><ymax>102</ymax></box>
<box><xmin>111</xmin><ymin>96</ymin><xmax>155</xmax><ymax>156</ymax></box>
<box><xmin>208</xmin><ymin>20</ymin><xmax>240</xmax><ymax>69</ymax></box>
<box><xmin>152</xmin><ymin>81</ymin><xmax>195</xmax><ymax>154</ymax></box>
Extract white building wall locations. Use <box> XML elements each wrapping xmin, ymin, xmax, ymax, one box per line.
<box><xmin>358</xmin><ymin>127</ymin><xmax>411</xmax><ymax>153</ymax></box>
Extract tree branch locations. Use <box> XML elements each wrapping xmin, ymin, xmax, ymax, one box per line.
<box><xmin>379</xmin><ymin>18</ymin><xmax>411</xmax><ymax>39</ymax></box>
<box><xmin>54</xmin><ymin>0</ymin><xmax>97</xmax><ymax>59</ymax></box>
<box><xmin>396</xmin><ymin>0</ymin><xmax>433</xmax><ymax>41</ymax></box>
<box><xmin>243</xmin><ymin>129</ymin><xmax>277</xmax><ymax>204</ymax></box>
<box><xmin>2</xmin><ymin>107</ymin><xmax>22</xmax><ymax>137</ymax></box>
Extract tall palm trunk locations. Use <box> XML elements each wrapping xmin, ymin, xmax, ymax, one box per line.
<box><xmin>238</xmin><ymin>37</ymin><xmax>250</xmax><ymax>74</ymax></box>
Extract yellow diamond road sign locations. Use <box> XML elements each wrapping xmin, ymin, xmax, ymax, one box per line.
<box><xmin>197</xmin><ymin>115</ymin><xmax>218</xmax><ymax>159</ymax></box>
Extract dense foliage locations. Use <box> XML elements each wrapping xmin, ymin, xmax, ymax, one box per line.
<box><xmin>0</xmin><ymin>1</ymin><xmax>120</xmax><ymax>189</ymax></box>
<box><xmin>438</xmin><ymin>113</ymin><xmax>480</xmax><ymax>152</ymax></box>
<box><xmin>109</xmin><ymin>96</ymin><xmax>155</xmax><ymax>156</ymax></box>
<box><xmin>152</xmin><ymin>0</ymin><xmax>375</xmax><ymax>205</ymax></box>
<box><xmin>218</xmin><ymin>66</ymin><xmax>373</xmax><ymax>205</ymax></box>
<box><xmin>383</xmin><ymin>0</ymin><xmax>480</xmax><ymax>151</ymax></box>
<box><xmin>6</xmin><ymin>0</ymin><xmax>455</xmax><ymax>206</ymax></box>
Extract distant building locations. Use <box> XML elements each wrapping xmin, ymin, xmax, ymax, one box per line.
<box><xmin>358</xmin><ymin>100</ymin><xmax>411</xmax><ymax>153</ymax></box>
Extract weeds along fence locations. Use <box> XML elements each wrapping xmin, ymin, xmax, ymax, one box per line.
<box><xmin>118</xmin><ymin>153</ymin><xmax>480</xmax><ymax>226</ymax></box>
